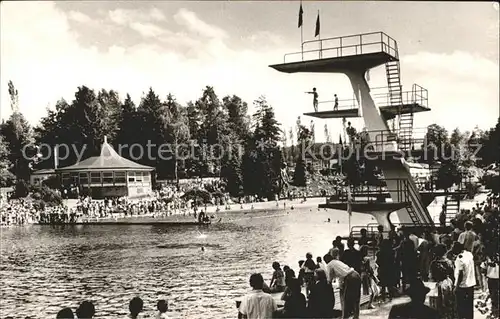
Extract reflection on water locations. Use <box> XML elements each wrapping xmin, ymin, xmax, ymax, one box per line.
<box><xmin>0</xmin><ymin>209</ymin><xmax>372</xmax><ymax>318</ymax></box>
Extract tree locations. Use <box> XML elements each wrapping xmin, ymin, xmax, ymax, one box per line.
<box><xmin>243</xmin><ymin>96</ymin><xmax>282</xmax><ymax>199</ymax></box>
<box><xmin>195</xmin><ymin>86</ymin><xmax>228</xmax><ymax>177</ymax></box>
<box><xmin>1</xmin><ymin>81</ymin><xmax>32</xmax><ymax>181</ymax></box>
<box><xmin>136</xmin><ymin>88</ymin><xmax>170</xmax><ymax>177</ymax></box>
<box><xmin>222</xmin><ymin>95</ymin><xmax>251</xmax><ymax>141</ymax></box>
<box><xmin>324</xmin><ymin>124</ymin><xmax>331</xmax><ymax>143</ymax></box>
<box><xmin>164</xmin><ymin>94</ymin><xmax>190</xmax><ymax>184</ymax></box>
<box><xmin>220</xmin><ymin>95</ymin><xmax>250</xmax><ymax>196</ymax></box>
<box><xmin>115</xmin><ymin>94</ymin><xmax>139</xmax><ymax>150</ymax></box>
<box><xmin>293</xmin><ymin>125</ymin><xmax>313</xmax><ymax>186</ymax></box>
<box><xmin>477</xmin><ymin>118</ymin><xmax>500</xmax><ymax>168</ymax></box>
<box><xmin>221</xmin><ymin>131</ymin><xmax>244</xmax><ymax>197</ymax></box>
<box><xmin>0</xmin><ymin>135</ymin><xmax>14</xmax><ymax>186</ymax></box>
<box><xmin>35</xmin><ymin>87</ymin><xmax>121</xmax><ymax>170</ymax></box>
<box><xmin>423</xmin><ymin>124</ymin><xmax>449</xmax><ymax>164</ymax></box>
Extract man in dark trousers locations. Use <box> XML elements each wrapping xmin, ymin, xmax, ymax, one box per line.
<box><xmin>306</xmin><ymin>88</ymin><xmax>319</xmax><ymax>112</ymax></box>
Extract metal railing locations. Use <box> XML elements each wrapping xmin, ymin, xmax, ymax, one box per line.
<box><xmin>351</xmin><ymin>127</ymin><xmax>429</xmax><ymax>152</ymax></box>
<box><xmin>328</xmin><ymin>178</ymin><xmax>411</xmax><ymax>204</ymax></box>
<box><xmin>283</xmin><ymin>31</ymin><xmax>399</xmax><ymax>64</ymax></box>
<box><xmin>315</xmin><ymin>97</ymin><xmax>359</xmax><ymax>112</ymax></box>
<box><xmin>371</xmin><ymin>84</ymin><xmax>429</xmax><ymax>108</ymax></box>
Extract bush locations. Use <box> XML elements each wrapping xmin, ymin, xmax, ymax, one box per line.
<box><xmin>30</xmin><ymin>185</ymin><xmax>63</xmax><ymax>207</ymax></box>
<box><xmin>12</xmin><ymin>180</ymin><xmax>30</xmax><ymax>198</ymax></box>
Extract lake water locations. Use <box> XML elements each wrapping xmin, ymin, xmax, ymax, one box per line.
<box><xmin>0</xmin><ymin>208</ymin><xmax>373</xmax><ymax>318</ymax></box>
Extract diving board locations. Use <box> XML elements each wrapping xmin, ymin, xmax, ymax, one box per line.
<box><xmin>304</xmin><ymin>108</ymin><xmax>360</xmax><ymax>119</ymax></box>
<box><xmin>380</xmin><ymin>103</ymin><xmax>431</xmax><ymax>120</ymax></box>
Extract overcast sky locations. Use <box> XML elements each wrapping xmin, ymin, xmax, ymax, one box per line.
<box><xmin>1</xmin><ymin>1</ymin><xmax>498</xmax><ymax>142</ymax></box>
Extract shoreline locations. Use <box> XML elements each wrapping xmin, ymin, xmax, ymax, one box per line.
<box><xmin>5</xmin><ymin>198</ymin><xmax>327</xmax><ymax>227</ymax></box>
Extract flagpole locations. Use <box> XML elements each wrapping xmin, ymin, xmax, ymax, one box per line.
<box><xmin>299</xmin><ymin>1</ymin><xmax>304</xmax><ymax>60</ymax></box>
<box><xmin>318</xmin><ymin>10</ymin><xmax>322</xmax><ymax>59</ymax></box>
<box><xmin>301</xmin><ymin>22</ymin><xmax>304</xmax><ymax>60</ymax></box>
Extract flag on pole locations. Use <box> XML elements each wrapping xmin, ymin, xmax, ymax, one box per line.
<box><xmin>314</xmin><ymin>12</ymin><xmax>320</xmax><ymax>37</ymax></box>
<box><xmin>298</xmin><ymin>3</ymin><xmax>303</xmax><ymax>28</ymax></box>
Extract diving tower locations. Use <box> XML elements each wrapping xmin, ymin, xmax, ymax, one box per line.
<box><xmin>270</xmin><ymin>31</ymin><xmax>438</xmax><ymax>229</ymax></box>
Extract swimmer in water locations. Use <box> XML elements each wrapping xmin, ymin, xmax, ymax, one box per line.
<box><xmin>327</xmin><ymin>218</ymin><xmax>331</xmax><ymax>222</ymax></box>
<box><xmin>201</xmin><ymin>246</ymin><xmax>205</xmax><ymax>252</ymax></box>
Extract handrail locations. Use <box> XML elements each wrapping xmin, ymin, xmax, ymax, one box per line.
<box><xmin>283</xmin><ymin>31</ymin><xmax>399</xmax><ymax>64</ymax></box>
<box><xmin>349</xmin><ymin>127</ymin><xmax>429</xmax><ymax>152</ymax></box>
<box><xmin>316</xmin><ymin>98</ymin><xmax>358</xmax><ymax>111</ymax></box>
<box><xmin>329</xmin><ymin>178</ymin><xmax>411</xmax><ymax>204</ymax></box>
<box><xmin>404</xmin><ymin>179</ymin><xmax>432</xmax><ymax>225</ymax></box>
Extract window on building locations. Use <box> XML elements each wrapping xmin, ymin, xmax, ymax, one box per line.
<box><xmin>143</xmin><ymin>171</ymin><xmax>150</xmax><ymax>182</ymax></box>
<box><xmin>62</xmin><ymin>173</ymin><xmax>71</xmax><ymax>185</ymax></box>
<box><xmin>114</xmin><ymin>171</ymin><xmax>126</xmax><ymax>184</ymax></box>
<box><xmin>103</xmin><ymin>172</ymin><xmax>113</xmax><ymax>184</ymax></box>
<box><xmin>128</xmin><ymin>172</ymin><xmax>135</xmax><ymax>182</ymax></box>
<box><xmin>79</xmin><ymin>172</ymin><xmax>89</xmax><ymax>185</ymax></box>
<box><xmin>135</xmin><ymin>171</ymin><xmax>143</xmax><ymax>183</ymax></box>
<box><xmin>90</xmin><ymin>172</ymin><xmax>101</xmax><ymax>184</ymax></box>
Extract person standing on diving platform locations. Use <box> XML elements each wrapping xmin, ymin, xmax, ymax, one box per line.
<box><xmin>306</xmin><ymin>88</ymin><xmax>319</xmax><ymax>112</ymax></box>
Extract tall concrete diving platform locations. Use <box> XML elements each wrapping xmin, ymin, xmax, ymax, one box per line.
<box><xmin>269</xmin><ymin>31</ymin><xmax>439</xmax><ymax>232</ymax></box>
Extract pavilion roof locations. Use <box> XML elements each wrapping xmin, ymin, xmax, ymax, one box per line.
<box><xmin>56</xmin><ymin>137</ymin><xmax>154</xmax><ymax>172</ymax></box>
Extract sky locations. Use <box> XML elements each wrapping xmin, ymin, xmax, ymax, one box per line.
<box><xmin>1</xmin><ymin>1</ymin><xmax>499</xmax><ymax>143</ymax></box>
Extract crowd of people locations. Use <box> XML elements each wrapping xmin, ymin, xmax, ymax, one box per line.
<box><xmin>238</xmin><ymin>193</ymin><xmax>499</xmax><ymax>319</ymax></box>
<box><xmin>0</xmin><ymin>178</ymin><xmax>232</xmax><ymax>226</ymax></box>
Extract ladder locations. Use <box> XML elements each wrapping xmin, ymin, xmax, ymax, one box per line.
<box><xmin>385</xmin><ymin>59</ymin><xmax>414</xmax><ymax>152</ymax></box>
<box><xmin>405</xmin><ymin>204</ymin><xmax>422</xmax><ymax>226</ymax></box>
<box><xmin>444</xmin><ymin>194</ymin><xmax>460</xmax><ymax>225</ymax></box>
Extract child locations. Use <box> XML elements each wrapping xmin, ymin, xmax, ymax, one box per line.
<box><xmin>298</xmin><ymin>260</ymin><xmax>305</xmax><ymax>285</ymax></box>
<box><xmin>303</xmin><ymin>253</ymin><xmax>316</xmax><ymax>298</ymax></box>
<box><xmin>269</xmin><ymin>261</ymin><xmax>286</xmax><ymax>293</ymax></box>
<box><xmin>156</xmin><ymin>300</ymin><xmax>168</xmax><ymax>319</ymax></box>
<box><xmin>360</xmin><ymin>245</ymin><xmax>379</xmax><ymax>309</ymax></box>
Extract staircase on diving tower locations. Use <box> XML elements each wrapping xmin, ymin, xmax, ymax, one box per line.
<box><xmin>385</xmin><ymin>58</ymin><xmax>414</xmax><ymax>152</ymax></box>
<box><xmin>444</xmin><ymin>194</ymin><xmax>461</xmax><ymax>225</ymax></box>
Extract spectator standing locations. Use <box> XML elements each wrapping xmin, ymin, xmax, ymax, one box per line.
<box><xmin>453</xmin><ymin>242</ymin><xmax>476</xmax><ymax>319</ymax></box>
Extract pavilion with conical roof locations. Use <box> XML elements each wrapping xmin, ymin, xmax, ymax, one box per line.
<box><xmin>56</xmin><ymin>137</ymin><xmax>154</xmax><ymax>198</ymax></box>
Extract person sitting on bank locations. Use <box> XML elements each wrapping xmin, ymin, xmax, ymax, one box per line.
<box><xmin>388</xmin><ymin>279</ymin><xmax>439</xmax><ymax>319</ymax></box>
<box><xmin>281</xmin><ymin>278</ymin><xmax>307</xmax><ymax>318</ymax></box>
<box><xmin>239</xmin><ymin>273</ymin><xmax>277</xmax><ymax>319</ymax></box>
<box><xmin>281</xmin><ymin>268</ymin><xmax>297</xmax><ymax>302</ymax></box>
<box><xmin>306</xmin><ymin>88</ymin><xmax>319</xmax><ymax>112</ymax></box>
<box><xmin>269</xmin><ymin>261</ymin><xmax>286</xmax><ymax>293</ymax></box>
<box><xmin>307</xmin><ymin>269</ymin><xmax>335</xmax><ymax>319</ymax></box>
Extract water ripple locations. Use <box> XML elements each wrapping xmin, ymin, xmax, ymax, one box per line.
<box><xmin>0</xmin><ymin>209</ymin><xmax>371</xmax><ymax>318</ymax></box>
